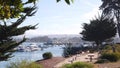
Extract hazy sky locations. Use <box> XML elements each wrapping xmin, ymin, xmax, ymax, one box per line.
<box><xmin>22</xmin><ymin>0</ymin><xmax>102</xmax><ymax>37</ymax></box>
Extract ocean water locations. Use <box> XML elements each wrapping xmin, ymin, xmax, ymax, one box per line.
<box><xmin>0</xmin><ymin>42</ymin><xmax>64</xmax><ymax>68</ymax></box>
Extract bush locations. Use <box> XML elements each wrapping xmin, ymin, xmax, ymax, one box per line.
<box><xmin>61</xmin><ymin>62</ymin><xmax>93</xmax><ymax>68</ymax></box>
<box><xmin>102</xmin><ymin>44</ymin><xmax>120</xmax><ymax>53</ymax></box>
<box><xmin>43</xmin><ymin>52</ymin><xmax>53</xmax><ymax>59</ymax></box>
<box><xmin>95</xmin><ymin>59</ymin><xmax>109</xmax><ymax>63</ymax></box>
<box><xmin>62</xmin><ymin>47</ymin><xmax>82</xmax><ymax>57</ymax></box>
<box><xmin>100</xmin><ymin>53</ymin><xmax>120</xmax><ymax>62</ymax></box>
<box><xmin>6</xmin><ymin>60</ymin><xmax>42</xmax><ymax>68</ymax></box>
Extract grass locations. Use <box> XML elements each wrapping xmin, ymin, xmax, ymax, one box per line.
<box><xmin>6</xmin><ymin>60</ymin><xmax>42</xmax><ymax>68</ymax></box>
<box><xmin>61</xmin><ymin>62</ymin><xmax>94</xmax><ymax>68</ymax></box>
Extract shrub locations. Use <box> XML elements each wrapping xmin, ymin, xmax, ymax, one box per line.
<box><xmin>102</xmin><ymin>44</ymin><xmax>120</xmax><ymax>53</ymax></box>
<box><xmin>95</xmin><ymin>59</ymin><xmax>109</xmax><ymax>63</ymax></box>
<box><xmin>6</xmin><ymin>60</ymin><xmax>42</xmax><ymax>68</ymax></box>
<box><xmin>43</xmin><ymin>52</ymin><xmax>53</xmax><ymax>59</ymax></box>
<box><xmin>62</xmin><ymin>47</ymin><xmax>82</xmax><ymax>57</ymax></box>
<box><xmin>61</xmin><ymin>62</ymin><xmax>93</xmax><ymax>68</ymax></box>
<box><xmin>61</xmin><ymin>64</ymin><xmax>72</xmax><ymax>68</ymax></box>
<box><xmin>100</xmin><ymin>53</ymin><xmax>120</xmax><ymax>62</ymax></box>
<box><xmin>89</xmin><ymin>49</ymin><xmax>95</xmax><ymax>53</ymax></box>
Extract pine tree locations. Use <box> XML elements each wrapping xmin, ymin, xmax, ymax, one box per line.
<box><xmin>81</xmin><ymin>15</ymin><xmax>117</xmax><ymax>51</ymax></box>
<box><xmin>57</xmin><ymin>0</ymin><xmax>74</xmax><ymax>5</ymax></box>
<box><xmin>100</xmin><ymin>0</ymin><xmax>120</xmax><ymax>38</ymax></box>
<box><xmin>0</xmin><ymin>1</ymin><xmax>37</xmax><ymax>61</ymax></box>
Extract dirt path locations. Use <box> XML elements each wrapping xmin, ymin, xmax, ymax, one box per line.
<box><xmin>54</xmin><ymin>52</ymin><xmax>98</xmax><ymax>68</ymax></box>
<box><xmin>37</xmin><ymin>53</ymin><xmax>120</xmax><ymax>68</ymax></box>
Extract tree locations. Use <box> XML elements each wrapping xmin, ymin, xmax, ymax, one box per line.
<box><xmin>0</xmin><ymin>0</ymin><xmax>74</xmax><ymax>61</ymax></box>
<box><xmin>0</xmin><ymin>0</ymin><xmax>37</xmax><ymax>61</ymax></box>
<box><xmin>100</xmin><ymin>0</ymin><xmax>120</xmax><ymax>37</ymax></box>
<box><xmin>0</xmin><ymin>0</ymin><xmax>72</xmax><ymax>20</ymax></box>
<box><xmin>80</xmin><ymin>15</ymin><xmax>116</xmax><ymax>51</ymax></box>
<box><xmin>0</xmin><ymin>0</ymin><xmax>37</xmax><ymax>20</ymax></box>
<box><xmin>57</xmin><ymin>0</ymin><xmax>74</xmax><ymax>5</ymax></box>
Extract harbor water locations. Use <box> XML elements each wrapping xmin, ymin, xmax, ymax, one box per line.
<box><xmin>0</xmin><ymin>42</ymin><xmax>64</xmax><ymax>68</ymax></box>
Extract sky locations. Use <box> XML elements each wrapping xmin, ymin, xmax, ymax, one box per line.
<box><xmin>22</xmin><ymin>0</ymin><xmax>102</xmax><ymax>37</ymax></box>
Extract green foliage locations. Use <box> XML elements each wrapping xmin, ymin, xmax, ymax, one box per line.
<box><xmin>100</xmin><ymin>53</ymin><xmax>120</xmax><ymax>62</ymax></box>
<box><xmin>61</xmin><ymin>62</ymin><xmax>93</xmax><ymax>68</ymax></box>
<box><xmin>114</xmin><ymin>44</ymin><xmax>120</xmax><ymax>52</ymax></box>
<box><xmin>102</xmin><ymin>44</ymin><xmax>120</xmax><ymax>53</ymax></box>
<box><xmin>43</xmin><ymin>52</ymin><xmax>53</xmax><ymax>59</ymax></box>
<box><xmin>80</xmin><ymin>14</ymin><xmax>116</xmax><ymax>50</ymax></box>
<box><xmin>0</xmin><ymin>0</ymin><xmax>37</xmax><ymax>61</ymax></box>
<box><xmin>6</xmin><ymin>60</ymin><xmax>42</xmax><ymax>68</ymax></box>
<box><xmin>100</xmin><ymin>0</ymin><xmax>120</xmax><ymax>37</ymax></box>
<box><xmin>81</xmin><ymin>15</ymin><xmax>116</xmax><ymax>43</ymax></box>
<box><xmin>62</xmin><ymin>47</ymin><xmax>81</xmax><ymax>57</ymax></box>
<box><xmin>101</xmin><ymin>46</ymin><xmax>113</xmax><ymax>53</ymax></box>
<box><xmin>0</xmin><ymin>7</ymin><xmax>37</xmax><ymax>61</ymax></box>
<box><xmin>100</xmin><ymin>0</ymin><xmax>120</xmax><ymax>17</ymax></box>
<box><xmin>100</xmin><ymin>44</ymin><xmax>120</xmax><ymax>62</ymax></box>
<box><xmin>57</xmin><ymin>0</ymin><xmax>74</xmax><ymax>5</ymax></box>
<box><xmin>103</xmin><ymin>45</ymin><xmax>112</xmax><ymax>50</ymax></box>
<box><xmin>95</xmin><ymin>59</ymin><xmax>109</xmax><ymax>63</ymax></box>
<box><xmin>0</xmin><ymin>0</ymin><xmax>37</xmax><ymax>19</ymax></box>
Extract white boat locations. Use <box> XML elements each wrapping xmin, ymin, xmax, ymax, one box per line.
<box><xmin>16</xmin><ymin>45</ymin><xmax>26</xmax><ymax>52</ymax></box>
<box><xmin>16</xmin><ymin>43</ymin><xmax>40</xmax><ymax>52</ymax></box>
<box><xmin>29</xmin><ymin>43</ymin><xmax>40</xmax><ymax>51</ymax></box>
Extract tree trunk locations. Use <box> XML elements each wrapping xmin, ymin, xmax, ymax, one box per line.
<box><xmin>117</xmin><ymin>23</ymin><xmax>120</xmax><ymax>37</ymax></box>
<box><xmin>116</xmin><ymin>10</ymin><xmax>120</xmax><ymax>38</ymax></box>
<box><xmin>96</xmin><ymin>41</ymin><xmax>101</xmax><ymax>52</ymax></box>
<box><xmin>96</xmin><ymin>41</ymin><xmax>102</xmax><ymax>57</ymax></box>
<box><xmin>111</xmin><ymin>44</ymin><xmax>116</xmax><ymax>53</ymax></box>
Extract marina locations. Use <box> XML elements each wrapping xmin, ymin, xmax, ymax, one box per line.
<box><xmin>16</xmin><ymin>43</ymin><xmax>41</xmax><ymax>52</ymax></box>
<box><xmin>0</xmin><ymin>42</ymin><xmax>64</xmax><ymax>68</ymax></box>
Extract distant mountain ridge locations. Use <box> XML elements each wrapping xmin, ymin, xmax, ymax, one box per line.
<box><xmin>27</xmin><ymin>34</ymin><xmax>81</xmax><ymax>42</ymax></box>
<box><xmin>45</xmin><ymin>34</ymin><xmax>81</xmax><ymax>38</ymax></box>
<box><xmin>14</xmin><ymin>34</ymin><xmax>81</xmax><ymax>43</ymax></box>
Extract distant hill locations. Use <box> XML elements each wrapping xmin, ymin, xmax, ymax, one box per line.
<box><xmin>14</xmin><ymin>34</ymin><xmax>82</xmax><ymax>43</ymax></box>
<box><xmin>27</xmin><ymin>34</ymin><xmax>81</xmax><ymax>42</ymax></box>
<box><xmin>47</xmin><ymin>34</ymin><xmax>81</xmax><ymax>38</ymax></box>
<box><xmin>26</xmin><ymin>36</ymin><xmax>51</xmax><ymax>42</ymax></box>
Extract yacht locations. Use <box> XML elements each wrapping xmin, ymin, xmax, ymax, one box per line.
<box><xmin>29</xmin><ymin>43</ymin><xmax>40</xmax><ymax>51</ymax></box>
<box><xmin>16</xmin><ymin>43</ymin><xmax>40</xmax><ymax>52</ymax></box>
